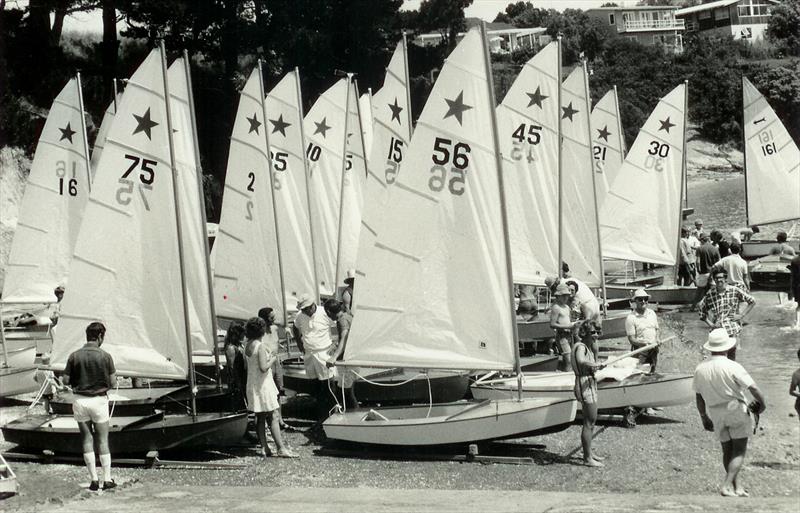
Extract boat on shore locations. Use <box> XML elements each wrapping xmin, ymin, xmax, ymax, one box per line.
<box><xmin>749</xmin><ymin>254</ymin><xmax>792</xmax><ymax>289</ymax></box>
<box><xmin>604</xmin><ymin>284</ymin><xmax>697</xmax><ymax>305</ymax></box>
<box><xmin>517</xmin><ymin>309</ymin><xmax>629</xmax><ymax>341</ymax></box>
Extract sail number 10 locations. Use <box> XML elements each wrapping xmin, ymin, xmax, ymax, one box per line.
<box><xmin>429</xmin><ymin>137</ymin><xmax>471</xmax><ymax>196</ymax></box>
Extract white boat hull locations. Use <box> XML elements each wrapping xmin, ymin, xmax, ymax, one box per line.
<box><xmin>471</xmin><ymin>372</ymin><xmax>694</xmax><ymax>411</ymax></box>
<box><xmin>0</xmin><ymin>366</ymin><xmax>38</xmax><ymax>397</ymax></box>
<box><xmin>323</xmin><ymin>397</ymin><xmax>577</xmax><ymax>446</ymax></box>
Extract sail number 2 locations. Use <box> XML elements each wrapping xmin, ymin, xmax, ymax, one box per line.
<box><xmin>55</xmin><ymin>160</ymin><xmax>78</xmax><ymax>196</ymax></box>
<box><xmin>429</xmin><ymin>137</ymin><xmax>470</xmax><ymax>196</ymax></box>
<box><xmin>116</xmin><ymin>154</ymin><xmax>155</xmax><ymax>210</ymax></box>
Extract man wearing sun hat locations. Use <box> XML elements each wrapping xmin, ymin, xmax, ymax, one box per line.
<box><xmin>625</xmin><ymin>288</ymin><xmax>660</xmax><ymax>374</ymax></box>
<box><xmin>693</xmin><ymin>328</ymin><xmax>767</xmax><ymax>498</ymax></box>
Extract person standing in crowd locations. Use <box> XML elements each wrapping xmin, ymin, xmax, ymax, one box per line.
<box><xmin>711</xmin><ymin>243</ymin><xmax>750</xmax><ymax>292</ymax></box>
<box><xmin>774</xmin><ymin>231</ymin><xmax>797</xmax><ymax>257</ymax></box>
<box><xmin>258</xmin><ymin>307</ymin><xmax>291</xmax><ymax>431</ymax></box>
<box><xmin>342</xmin><ymin>269</ymin><xmax>356</xmax><ymax>314</ymax></box>
<box><xmin>223</xmin><ymin>321</ymin><xmax>247</xmax><ymax>410</ymax></box>
<box><xmin>694</xmin><ymin>233</ymin><xmax>721</xmax><ymax>308</ymax></box>
<box><xmin>790</xmin><ymin>253</ymin><xmax>800</xmax><ymax>328</ymax></box>
<box><xmin>244</xmin><ymin>316</ymin><xmax>297</xmax><ymax>459</ymax></box>
<box><xmin>698</xmin><ymin>269</ymin><xmax>756</xmax><ymax>361</ymax></box>
<box><xmin>62</xmin><ymin>322</ymin><xmax>116</xmax><ymax>491</ymax></box>
<box><xmin>678</xmin><ymin>227</ymin><xmax>697</xmax><ymax>286</ymax></box>
<box><xmin>625</xmin><ymin>289</ymin><xmax>660</xmax><ymax>374</ymax></box>
<box><xmin>324</xmin><ymin>299</ymin><xmax>358</xmax><ymax>408</ymax></box>
<box><xmin>572</xmin><ymin>322</ymin><xmax>606</xmax><ymax>467</ymax></box>
<box><xmin>546</xmin><ymin>275</ymin><xmax>602</xmax><ymax>336</ymax></box>
<box><xmin>692</xmin><ymin>219</ymin><xmax>705</xmax><ymax>239</ymax></box>
<box><xmin>550</xmin><ymin>283</ymin><xmax>580</xmax><ymax>372</ymax></box>
<box><xmin>292</xmin><ymin>293</ymin><xmax>336</xmax><ymax>427</ymax></box>
<box><xmin>694</xmin><ymin>328</ymin><xmax>766</xmax><ymax>497</ymax></box>
<box><xmin>711</xmin><ymin>230</ymin><xmax>731</xmax><ymax>259</ymax></box>
<box><xmin>790</xmin><ymin>348</ymin><xmax>800</xmax><ymax>421</ymax></box>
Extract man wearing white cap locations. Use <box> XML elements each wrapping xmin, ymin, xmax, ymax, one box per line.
<box><xmin>342</xmin><ymin>269</ymin><xmax>356</xmax><ymax>314</ymax></box>
<box><xmin>693</xmin><ymin>328</ymin><xmax>766</xmax><ymax>497</ymax></box>
<box><xmin>292</xmin><ymin>293</ymin><xmax>336</xmax><ymax>423</ymax></box>
<box><xmin>625</xmin><ymin>288</ymin><xmax>660</xmax><ymax>374</ymax></box>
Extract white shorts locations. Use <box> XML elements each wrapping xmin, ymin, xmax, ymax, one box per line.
<box><xmin>72</xmin><ymin>394</ymin><xmax>110</xmax><ymax>424</ymax></box>
<box><xmin>709</xmin><ymin>402</ymin><xmax>752</xmax><ymax>442</ymax></box>
<box><xmin>304</xmin><ymin>350</ymin><xmax>336</xmax><ymax>381</ymax></box>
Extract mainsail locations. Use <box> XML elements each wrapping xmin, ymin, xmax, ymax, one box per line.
<box><xmin>591</xmin><ymin>87</ymin><xmax>626</xmax><ymax>208</ymax></box>
<box><xmin>743</xmin><ymin>77</ymin><xmax>800</xmax><ymax>226</ymax></box>
<box><xmin>560</xmin><ymin>65</ymin><xmax>603</xmax><ymax>287</ymax></box>
<box><xmin>2</xmin><ymin>78</ymin><xmax>91</xmax><ymax>304</ymax></box>
<box><xmin>51</xmin><ymin>48</ymin><xmax>197</xmax><ymax>379</ymax></box>
<box><xmin>496</xmin><ymin>42</ymin><xmax>559</xmax><ymax>286</ymax></box>
<box><xmin>212</xmin><ymin>68</ymin><xmax>284</xmax><ymax>323</ymax></box>
<box><xmin>600</xmin><ymin>83</ymin><xmax>686</xmax><ymax>266</ymax></box>
<box><xmin>90</xmin><ymin>93</ymin><xmax>122</xmax><ymax>175</ymax></box>
<box><xmin>266</xmin><ymin>70</ymin><xmax>316</xmax><ymax>307</ymax></box>
<box><xmin>343</xmin><ymin>27</ymin><xmax>514</xmax><ymax>371</ymax></box>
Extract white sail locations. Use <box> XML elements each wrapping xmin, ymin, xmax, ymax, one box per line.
<box><xmin>2</xmin><ymin>78</ymin><xmax>91</xmax><ymax>304</ymax></box>
<box><xmin>359</xmin><ymin>91</ymin><xmax>374</xmax><ymax>160</ymax></box>
<box><xmin>266</xmin><ymin>71</ymin><xmax>316</xmax><ymax>308</ymax></box>
<box><xmin>167</xmin><ymin>57</ymin><xmax>214</xmax><ymax>352</ymax></box>
<box><xmin>212</xmin><ymin>69</ymin><xmax>284</xmax><ymax>323</ymax></box>
<box><xmin>743</xmin><ymin>77</ymin><xmax>800</xmax><ymax>226</ymax></box>
<box><xmin>561</xmin><ymin>65</ymin><xmax>603</xmax><ymax>286</ymax></box>
<box><xmin>90</xmin><ymin>94</ymin><xmax>121</xmax><ymax>175</ymax></box>
<box><xmin>496</xmin><ymin>42</ymin><xmax>559</xmax><ymax>286</ymax></box>
<box><xmin>303</xmin><ymin>79</ymin><xmax>349</xmax><ymax>295</ymax></box>
<box><xmin>343</xmin><ymin>28</ymin><xmax>514</xmax><ymax>371</ymax></box>
<box><xmin>600</xmin><ymin>84</ymin><xmax>686</xmax><ymax>266</ymax></box>
<box><xmin>353</xmin><ymin>40</ymin><xmax>413</xmax><ymax>284</ymax></box>
<box><xmin>51</xmin><ymin>49</ymin><xmax>193</xmax><ymax>379</ymax></box>
<box><xmin>591</xmin><ymin>87</ymin><xmax>626</xmax><ymax>208</ymax></box>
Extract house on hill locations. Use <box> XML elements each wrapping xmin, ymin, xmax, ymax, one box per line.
<box><xmin>675</xmin><ymin>0</ymin><xmax>781</xmax><ymax>42</ymax></box>
<box><xmin>585</xmin><ymin>5</ymin><xmax>685</xmax><ymax>53</ymax></box>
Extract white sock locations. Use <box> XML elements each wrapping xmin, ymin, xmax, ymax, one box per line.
<box><xmin>83</xmin><ymin>451</ymin><xmax>98</xmax><ymax>481</ymax></box>
<box><xmin>99</xmin><ymin>453</ymin><xmax>112</xmax><ymax>482</ymax></box>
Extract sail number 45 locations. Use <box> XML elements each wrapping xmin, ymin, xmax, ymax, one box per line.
<box><xmin>116</xmin><ymin>154</ymin><xmax>155</xmax><ymax>211</ymax></box>
<box><xmin>429</xmin><ymin>137</ymin><xmax>470</xmax><ymax>196</ymax></box>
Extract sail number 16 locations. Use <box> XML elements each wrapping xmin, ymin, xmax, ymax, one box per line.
<box><xmin>429</xmin><ymin>137</ymin><xmax>471</xmax><ymax>196</ymax></box>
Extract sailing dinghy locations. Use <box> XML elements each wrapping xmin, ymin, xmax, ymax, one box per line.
<box><xmin>2</xmin><ymin>45</ymin><xmax>247</xmax><ymax>454</ymax></box>
<box><xmin>323</xmin><ymin>26</ymin><xmax>576</xmax><ymax>446</ymax></box>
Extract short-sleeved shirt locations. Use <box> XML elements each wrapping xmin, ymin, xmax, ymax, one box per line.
<box><xmin>64</xmin><ymin>345</ymin><xmax>116</xmax><ymax>396</ymax></box>
<box><xmin>625</xmin><ymin>308</ymin><xmax>659</xmax><ymax>346</ymax></box>
<box><xmin>696</xmin><ymin>243</ymin><xmax>720</xmax><ymax>274</ymax></box>
<box><xmin>713</xmin><ymin>254</ymin><xmax>748</xmax><ymax>287</ymax></box>
<box><xmin>693</xmin><ymin>356</ymin><xmax>755</xmax><ymax>415</ymax></box>
<box><xmin>679</xmin><ymin>237</ymin><xmax>696</xmax><ymax>264</ymax></box>
<box><xmin>293</xmin><ymin>307</ymin><xmax>334</xmax><ymax>353</ymax></box>
<box><xmin>698</xmin><ymin>286</ymin><xmax>756</xmax><ymax>337</ymax></box>
<box><xmin>564</xmin><ymin>278</ymin><xmax>595</xmax><ymax>306</ymax></box>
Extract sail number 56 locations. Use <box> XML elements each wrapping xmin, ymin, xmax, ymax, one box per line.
<box><xmin>429</xmin><ymin>137</ymin><xmax>470</xmax><ymax>196</ymax></box>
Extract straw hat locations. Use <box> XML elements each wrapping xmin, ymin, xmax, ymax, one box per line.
<box><xmin>703</xmin><ymin>328</ymin><xmax>736</xmax><ymax>353</ymax></box>
<box><xmin>544</xmin><ymin>276</ymin><xmax>558</xmax><ymax>288</ymax></box>
<box><xmin>296</xmin><ymin>293</ymin><xmax>315</xmax><ymax>310</ymax></box>
<box><xmin>632</xmin><ymin>288</ymin><xmax>650</xmax><ymax>299</ymax></box>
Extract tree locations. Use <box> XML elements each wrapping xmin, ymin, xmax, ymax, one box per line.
<box><xmin>766</xmin><ymin>0</ymin><xmax>800</xmax><ymax>56</ymax></box>
<box><xmin>600</xmin><ymin>2</ymin><xmax>619</xmax><ymax>6</ymax></box>
<box><xmin>545</xmin><ymin>9</ymin><xmax>608</xmax><ymax>63</ymax></box>
<box><xmin>416</xmin><ymin>0</ymin><xmax>472</xmax><ymax>49</ymax></box>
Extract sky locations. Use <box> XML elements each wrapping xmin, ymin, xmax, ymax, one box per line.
<box><xmin>401</xmin><ymin>0</ymin><xmax>641</xmax><ymax>21</ymax></box>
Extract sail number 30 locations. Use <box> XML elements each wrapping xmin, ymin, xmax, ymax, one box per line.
<box><xmin>429</xmin><ymin>137</ymin><xmax>470</xmax><ymax>196</ymax></box>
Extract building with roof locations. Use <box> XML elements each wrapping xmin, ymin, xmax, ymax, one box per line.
<box><xmin>585</xmin><ymin>5</ymin><xmax>685</xmax><ymax>53</ymax></box>
<box><xmin>413</xmin><ymin>20</ymin><xmax>551</xmax><ymax>53</ymax></box>
<box><xmin>675</xmin><ymin>0</ymin><xmax>781</xmax><ymax>42</ymax></box>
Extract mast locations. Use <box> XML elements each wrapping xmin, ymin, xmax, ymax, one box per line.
<box><xmin>583</xmin><ymin>61</ymin><xmax>607</xmax><ymax>315</ymax></box>
<box><xmin>674</xmin><ymin>80</ymin><xmax>689</xmax><ymax>287</ymax></box>
<box><xmin>480</xmin><ymin>22</ymin><xmax>522</xmax><ymax>398</ymax></box>
<box><xmin>112</xmin><ymin>78</ymin><xmax>119</xmax><ymax>111</ymax></box>
<box><xmin>613</xmin><ymin>85</ymin><xmax>626</xmax><ymax>157</ymax></box>
<box><xmin>333</xmin><ymin>74</ymin><xmax>353</xmax><ymax>298</ymax></box>
<box><xmin>257</xmin><ymin>59</ymin><xmax>289</xmax><ymax>329</ymax></box>
<box><xmin>353</xmin><ymin>77</ymin><xmax>370</xmax><ymax>207</ymax></box>
<box><xmin>295</xmin><ymin>67</ymin><xmax>321</xmax><ymax>305</ymax></box>
<box><xmin>402</xmin><ymin>31</ymin><xmax>414</xmax><ymax>139</ymax></box>
<box><xmin>0</xmin><ymin>310</ymin><xmax>8</xmax><ymax>367</ymax></box>
<box><xmin>76</xmin><ymin>73</ymin><xmax>93</xmax><ymax>192</ymax></box>
<box><xmin>556</xmin><ymin>36</ymin><xmax>563</xmax><ymax>279</ymax></box>
<box><xmin>741</xmin><ymin>77</ymin><xmax>750</xmax><ymax>227</ymax></box>
<box><xmin>159</xmin><ymin>40</ymin><xmax>197</xmax><ymax>417</ymax></box>
<box><xmin>183</xmin><ymin>50</ymin><xmax>222</xmax><ymax>390</ymax></box>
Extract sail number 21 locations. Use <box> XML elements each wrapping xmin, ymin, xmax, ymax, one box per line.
<box><xmin>429</xmin><ymin>137</ymin><xmax>470</xmax><ymax>196</ymax></box>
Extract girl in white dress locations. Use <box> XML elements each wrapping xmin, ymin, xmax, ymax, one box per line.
<box><xmin>244</xmin><ymin>317</ymin><xmax>297</xmax><ymax>458</ymax></box>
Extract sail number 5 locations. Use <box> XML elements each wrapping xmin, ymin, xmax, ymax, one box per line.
<box><xmin>429</xmin><ymin>137</ymin><xmax>470</xmax><ymax>196</ymax></box>
<box><xmin>116</xmin><ymin>154</ymin><xmax>155</xmax><ymax>210</ymax></box>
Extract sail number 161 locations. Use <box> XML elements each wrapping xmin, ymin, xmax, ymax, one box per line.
<box><xmin>429</xmin><ymin>137</ymin><xmax>471</xmax><ymax>196</ymax></box>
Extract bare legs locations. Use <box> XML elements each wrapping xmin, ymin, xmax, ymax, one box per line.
<box><xmin>255</xmin><ymin>412</ymin><xmax>271</xmax><ymax>457</ymax></box>
<box><xmin>720</xmin><ymin>437</ymin><xmax>749</xmax><ymax>496</ymax></box>
<box><xmin>581</xmin><ymin>402</ymin><xmax>603</xmax><ymax>467</ymax></box>
<box><xmin>77</xmin><ymin>421</ymin><xmax>111</xmax><ymax>485</ymax></box>
<box><xmin>255</xmin><ymin>411</ymin><xmax>297</xmax><ymax>458</ymax></box>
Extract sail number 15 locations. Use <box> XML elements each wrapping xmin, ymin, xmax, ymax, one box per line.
<box><xmin>429</xmin><ymin>137</ymin><xmax>471</xmax><ymax>196</ymax></box>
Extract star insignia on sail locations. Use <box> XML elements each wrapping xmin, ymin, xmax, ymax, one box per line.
<box><xmin>132</xmin><ymin>108</ymin><xmax>159</xmax><ymax>139</ymax></box>
<box><xmin>561</xmin><ymin>102</ymin><xmax>578</xmax><ymax>122</ymax></box>
<box><xmin>269</xmin><ymin>114</ymin><xmax>291</xmax><ymax>137</ymax></box>
<box><xmin>314</xmin><ymin>117</ymin><xmax>331</xmax><ymax>138</ymax></box>
<box><xmin>247</xmin><ymin>113</ymin><xmax>262</xmax><ymax>134</ymax></box>
<box><xmin>443</xmin><ymin>91</ymin><xmax>472</xmax><ymax>126</ymax></box>
<box><xmin>58</xmin><ymin>122</ymin><xmax>76</xmax><ymax>144</ymax></box>
<box><xmin>388</xmin><ymin>97</ymin><xmax>403</xmax><ymax>124</ymax></box>
<box><xmin>658</xmin><ymin>117</ymin><xmax>675</xmax><ymax>133</ymax></box>
<box><xmin>597</xmin><ymin>125</ymin><xmax>611</xmax><ymax>142</ymax></box>
<box><xmin>526</xmin><ymin>86</ymin><xmax>548</xmax><ymax>109</ymax></box>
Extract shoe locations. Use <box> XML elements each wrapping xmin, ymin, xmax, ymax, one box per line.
<box><xmin>102</xmin><ymin>480</ymin><xmax>117</xmax><ymax>491</ymax></box>
<box><xmin>89</xmin><ymin>480</ymin><xmax>100</xmax><ymax>491</ymax></box>
<box><xmin>276</xmin><ymin>449</ymin><xmax>298</xmax><ymax>458</ymax></box>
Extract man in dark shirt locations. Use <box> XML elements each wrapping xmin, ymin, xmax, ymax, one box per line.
<box><xmin>63</xmin><ymin>322</ymin><xmax>116</xmax><ymax>491</ymax></box>
<box><xmin>694</xmin><ymin>233</ymin><xmax>721</xmax><ymax>308</ymax></box>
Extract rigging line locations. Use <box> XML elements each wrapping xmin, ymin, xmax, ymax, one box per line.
<box><xmin>229</xmin><ymin>135</ymin><xmax>269</xmax><ymax>158</ymax></box>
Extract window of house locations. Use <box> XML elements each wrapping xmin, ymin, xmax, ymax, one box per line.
<box><xmin>609</xmin><ymin>13</ymin><xmax>615</xmax><ymax>25</ymax></box>
<box><xmin>699</xmin><ymin>10</ymin><xmax>711</xmax><ymax>20</ymax></box>
<box><xmin>740</xmin><ymin>27</ymin><xmax>753</xmax><ymax>38</ymax></box>
<box><xmin>714</xmin><ymin>7</ymin><xmax>730</xmax><ymax>20</ymax></box>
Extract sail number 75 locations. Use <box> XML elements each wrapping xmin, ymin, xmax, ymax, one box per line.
<box><xmin>116</xmin><ymin>154</ymin><xmax>156</xmax><ymax>211</ymax></box>
<box><xmin>429</xmin><ymin>137</ymin><xmax>470</xmax><ymax>196</ymax></box>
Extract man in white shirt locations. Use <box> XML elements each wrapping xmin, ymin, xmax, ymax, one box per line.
<box><xmin>292</xmin><ymin>293</ymin><xmax>335</xmax><ymax>424</ymax></box>
<box><xmin>693</xmin><ymin>328</ymin><xmax>766</xmax><ymax>498</ymax></box>
<box><xmin>625</xmin><ymin>288</ymin><xmax>659</xmax><ymax>373</ymax></box>
<box><xmin>711</xmin><ymin>243</ymin><xmax>750</xmax><ymax>291</ymax></box>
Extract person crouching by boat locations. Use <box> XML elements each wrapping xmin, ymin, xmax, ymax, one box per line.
<box><xmin>342</xmin><ymin>269</ymin><xmax>356</xmax><ymax>314</ymax></box>
<box><xmin>62</xmin><ymin>322</ymin><xmax>117</xmax><ymax>491</ymax></box>
<box><xmin>625</xmin><ymin>289</ymin><xmax>660</xmax><ymax>374</ymax></box>
<box><xmin>572</xmin><ymin>321</ymin><xmax>606</xmax><ymax>467</ymax></box>
<box><xmin>292</xmin><ymin>293</ymin><xmax>337</xmax><ymax>427</ymax></box>
<box><xmin>698</xmin><ymin>269</ymin><xmax>756</xmax><ymax>361</ymax></box>
<box><xmin>244</xmin><ymin>316</ymin><xmax>297</xmax><ymax>459</ymax></box>
<box><xmin>223</xmin><ymin>321</ymin><xmax>247</xmax><ymax>411</ymax></box>
<box><xmin>324</xmin><ymin>299</ymin><xmax>358</xmax><ymax>409</ymax></box>
<box><xmin>257</xmin><ymin>307</ymin><xmax>291</xmax><ymax>432</ymax></box>
<box><xmin>693</xmin><ymin>328</ymin><xmax>766</xmax><ymax>497</ymax></box>
<box><xmin>550</xmin><ymin>283</ymin><xmax>580</xmax><ymax>372</ymax></box>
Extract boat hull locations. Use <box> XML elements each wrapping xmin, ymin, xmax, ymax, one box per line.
<box><xmin>749</xmin><ymin>257</ymin><xmax>791</xmax><ymax>289</ymax></box>
<box><xmin>741</xmin><ymin>240</ymin><xmax>800</xmax><ymax>260</ymax></box>
<box><xmin>323</xmin><ymin>397</ymin><xmax>577</xmax><ymax>446</ymax></box>
<box><xmin>1</xmin><ymin>411</ymin><xmax>248</xmax><ymax>454</ymax></box>
<box><xmin>517</xmin><ymin>310</ymin><xmax>629</xmax><ymax>342</ymax></box>
<box><xmin>605</xmin><ymin>275</ymin><xmax>665</xmax><ymax>287</ymax></box>
<box><xmin>48</xmin><ymin>385</ymin><xmax>238</xmax><ymax>416</ymax></box>
<box><xmin>471</xmin><ymin>372</ymin><xmax>694</xmax><ymax>411</ymax></box>
<box><xmin>0</xmin><ymin>366</ymin><xmax>38</xmax><ymax>397</ymax></box>
<box><xmin>604</xmin><ymin>285</ymin><xmax>696</xmax><ymax>305</ymax></box>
